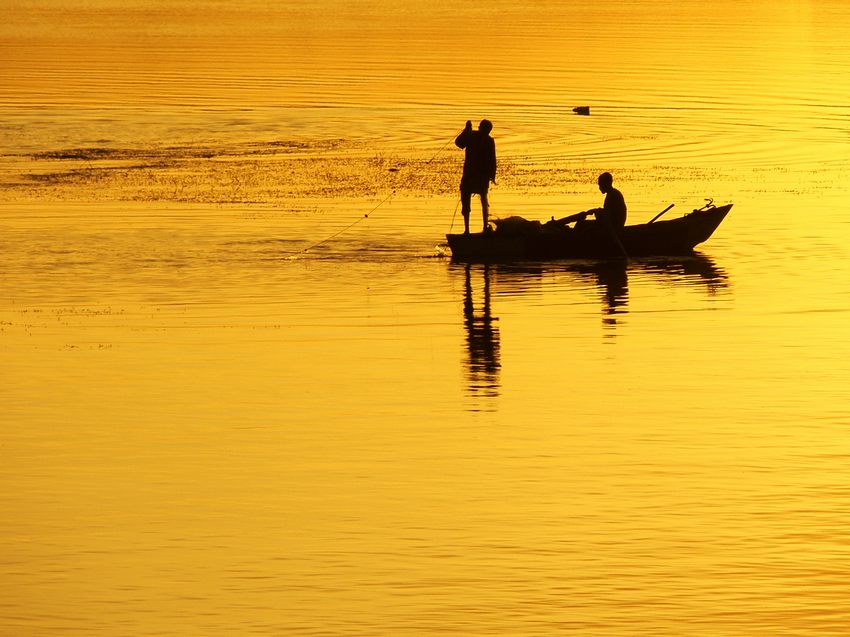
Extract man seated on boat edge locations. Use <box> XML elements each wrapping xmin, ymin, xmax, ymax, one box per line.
<box><xmin>583</xmin><ymin>172</ymin><xmax>627</xmax><ymax>231</ymax></box>
<box><xmin>537</xmin><ymin>172</ymin><xmax>628</xmax><ymax>234</ymax></box>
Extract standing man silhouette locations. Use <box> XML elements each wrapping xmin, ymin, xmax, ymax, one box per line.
<box><xmin>455</xmin><ymin>119</ymin><xmax>497</xmax><ymax>234</ymax></box>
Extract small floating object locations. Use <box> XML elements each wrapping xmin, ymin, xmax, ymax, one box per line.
<box><xmin>573</xmin><ymin>106</ymin><xmax>591</xmax><ymax>116</ymax></box>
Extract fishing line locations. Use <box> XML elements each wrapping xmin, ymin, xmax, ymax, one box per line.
<box><xmin>294</xmin><ymin>213</ymin><xmax>370</xmax><ymax>256</ymax></box>
<box><xmin>424</xmin><ymin>135</ymin><xmax>456</xmax><ymax>166</ymax></box>
<box><xmin>294</xmin><ymin>189</ymin><xmax>396</xmax><ymax>255</ymax></box>
<box><xmin>292</xmin><ymin>130</ymin><xmax>460</xmax><ymax>256</ymax></box>
<box><xmin>448</xmin><ymin>197</ymin><xmax>461</xmax><ymax>235</ymax></box>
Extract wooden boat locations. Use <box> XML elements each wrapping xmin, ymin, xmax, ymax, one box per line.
<box><xmin>446</xmin><ymin>201</ymin><xmax>732</xmax><ymax>261</ymax></box>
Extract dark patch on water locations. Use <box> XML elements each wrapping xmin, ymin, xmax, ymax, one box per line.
<box><xmin>13</xmin><ymin>140</ymin><xmax>462</xmax><ymax>204</ymax></box>
<box><xmin>29</xmin><ymin>139</ymin><xmax>351</xmax><ymax>163</ymax></box>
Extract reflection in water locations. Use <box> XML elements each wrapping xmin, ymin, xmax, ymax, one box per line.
<box><xmin>558</xmin><ymin>254</ymin><xmax>729</xmax><ymax>332</ymax></box>
<box><xmin>586</xmin><ymin>259</ymin><xmax>629</xmax><ymax>330</ymax></box>
<box><xmin>455</xmin><ymin>254</ymin><xmax>729</xmax><ymax>399</ymax></box>
<box><xmin>462</xmin><ymin>264</ymin><xmax>501</xmax><ymax>404</ymax></box>
<box><xmin>548</xmin><ymin>259</ymin><xmax>629</xmax><ymax>333</ymax></box>
<box><xmin>638</xmin><ymin>254</ymin><xmax>730</xmax><ymax>294</ymax></box>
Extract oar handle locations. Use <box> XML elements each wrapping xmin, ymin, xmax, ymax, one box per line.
<box><xmin>553</xmin><ymin>210</ymin><xmax>591</xmax><ymax>225</ymax></box>
<box><xmin>648</xmin><ymin>204</ymin><xmax>675</xmax><ymax>224</ymax></box>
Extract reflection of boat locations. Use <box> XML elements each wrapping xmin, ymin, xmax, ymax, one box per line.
<box><xmin>451</xmin><ymin>254</ymin><xmax>730</xmax><ymax>400</ymax></box>
<box><xmin>475</xmin><ymin>253</ymin><xmax>728</xmax><ymax>328</ymax></box>
<box><xmin>558</xmin><ymin>255</ymin><xmax>729</xmax><ymax>329</ymax></box>
<box><xmin>490</xmin><ymin>253</ymin><xmax>728</xmax><ymax>301</ymax></box>
<box><xmin>447</xmin><ymin>203</ymin><xmax>732</xmax><ymax>261</ymax></box>
<box><xmin>633</xmin><ymin>254</ymin><xmax>729</xmax><ymax>293</ymax></box>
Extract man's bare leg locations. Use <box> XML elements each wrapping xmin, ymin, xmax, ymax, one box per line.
<box><xmin>480</xmin><ymin>191</ymin><xmax>490</xmax><ymax>231</ymax></box>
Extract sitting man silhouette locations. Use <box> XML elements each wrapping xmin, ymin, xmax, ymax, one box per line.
<box><xmin>455</xmin><ymin>119</ymin><xmax>497</xmax><ymax>234</ymax></box>
<box><xmin>589</xmin><ymin>172</ymin><xmax>627</xmax><ymax>230</ymax></box>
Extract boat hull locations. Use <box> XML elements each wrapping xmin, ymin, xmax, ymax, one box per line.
<box><xmin>447</xmin><ymin>204</ymin><xmax>732</xmax><ymax>261</ymax></box>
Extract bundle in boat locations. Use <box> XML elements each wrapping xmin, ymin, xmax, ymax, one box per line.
<box><xmin>490</xmin><ymin>216</ymin><xmax>543</xmax><ymax>236</ymax></box>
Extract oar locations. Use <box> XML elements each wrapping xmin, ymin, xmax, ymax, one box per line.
<box><xmin>648</xmin><ymin>203</ymin><xmax>675</xmax><ymax>224</ymax></box>
<box><xmin>550</xmin><ymin>209</ymin><xmax>629</xmax><ymax>259</ymax></box>
<box><xmin>551</xmin><ymin>209</ymin><xmax>628</xmax><ymax>258</ymax></box>
<box><xmin>552</xmin><ymin>210</ymin><xmax>591</xmax><ymax>226</ymax></box>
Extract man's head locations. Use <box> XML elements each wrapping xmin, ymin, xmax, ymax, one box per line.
<box><xmin>597</xmin><ymin>172</ymin><xmax>613</xmax><ymax>193</ymax></box>
<box><xmin>479</xmin><ymin>119</ymin><xmax>493</xmax><ymax>135</ymax></box>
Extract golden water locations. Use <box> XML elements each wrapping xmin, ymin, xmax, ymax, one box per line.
<box><xmin>3</xmin><ymin>1</ymin><xmax>850</xmax><ymax>635</ymax></box>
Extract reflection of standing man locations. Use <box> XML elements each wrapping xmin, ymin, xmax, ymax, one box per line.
<box><xmin>455</xmin><ymin>119</ymin><xmax>497</xmax><ymax>234</ymax></box>
<box><xmin>462</xmin><ymin>264</ymin><xmax>500</xmax><ymax>398</ymax></box>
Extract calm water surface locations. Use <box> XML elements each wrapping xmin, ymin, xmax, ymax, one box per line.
<box><xmin>3</xmin><ymin>1</ymin><xmax>850</xmax><ymax>635</ymax></box>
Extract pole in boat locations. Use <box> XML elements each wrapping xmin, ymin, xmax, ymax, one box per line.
<box><xmin>553</xmin><ymin>209</ymin><xmax>628</xmax><ymax>259</ymax></box>
<box><xmin>648</xmin><ymin>203</ymin><xmax>675</xmax><ymax>224</ymax></box>
<box><xmin>552</xmin><ymin>210</ymin><xmax>591</xmax><ymax>226</ymax></box>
